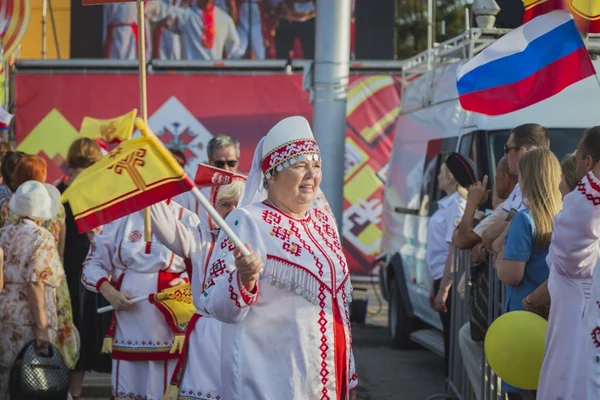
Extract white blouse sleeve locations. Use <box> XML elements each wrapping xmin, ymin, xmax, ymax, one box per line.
<box><xmin>150</xmin><ymin>202</ymin><xmax>202</xmax><ymax>259</ymax></box>
<box><xmin>196</xmin><ymin>208</ymin><xmax>264</xmax><ymax>324</ymax></box>
<box><xmin>81</xmin><ymin>219</ymin><xmax>120</xmax><ymax>292</ymax></box>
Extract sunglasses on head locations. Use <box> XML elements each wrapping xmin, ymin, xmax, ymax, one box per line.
<box><xmin>214</xmin><ymin>160</ymin><xmax>238</xmax><ymax>169</ymax></box>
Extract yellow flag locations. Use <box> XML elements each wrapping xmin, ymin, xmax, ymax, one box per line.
<box><xmin>61</xmin><ymin>119</ymin><xmax>194</xmax><ymax>233</ymax></box>
<box><xmin>79</xmin><ymin>109</ymin><xmax>137</xmax><ymax>143</ymax></box>
<box><xmin>150</xmin><ymin>283</ymin><xmax>195</xmax><ymax>331</ymax></box>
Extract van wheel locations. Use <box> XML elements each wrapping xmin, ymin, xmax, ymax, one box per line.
<box><xmin>389</xmin><ymin>278</ymin><xmax>419</xmax><ymax>349</ymax></box>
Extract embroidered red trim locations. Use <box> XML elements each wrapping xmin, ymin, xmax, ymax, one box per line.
<box><xmin>260</xmin><ymin>138</ymin><xmax>320</xmax><ymax>174</ymax></box>
<box><xmin>201</xmin><ymin>4</ymin><xmax>216</xmax><ymax>48</ymax></box>
<box><xmin>237</xmin><ymin>269</ymin><xmax>259</xmax><ymax>305</ymax></box>
<box><xmin>95</xmin><ymin>277</ymin><xmax>109</xmax><ymax>292</ymax></box>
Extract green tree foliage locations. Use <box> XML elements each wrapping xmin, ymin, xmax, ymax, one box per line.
<box><xmin>396</xmin><ymin>0</ymin><xmax>468</xmax><ymax>59</ymax></box>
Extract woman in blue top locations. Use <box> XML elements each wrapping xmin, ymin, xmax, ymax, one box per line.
<box><xmin>495</xmin><ymin>148</ymin><xmax>563</xmax><ymax>399</ymax></box>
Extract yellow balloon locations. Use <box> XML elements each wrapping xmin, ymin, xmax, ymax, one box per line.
<box><xmin>484</xmin><ymin>310</ymin><xmax>548</xmax><ymax>390</ymax></box>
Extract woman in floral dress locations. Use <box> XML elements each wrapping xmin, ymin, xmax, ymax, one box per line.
<box><xmin>0</xmin><ymin>181</ymin><xmax>64</xmax><ymax>398</ymax></box>
<box><xmin>1</xmin><ymin>156</ymin><xmax>79</xmax><ymax>371</ymax></box>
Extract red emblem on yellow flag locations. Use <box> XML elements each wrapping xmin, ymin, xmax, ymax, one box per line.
<box><xmin>61</xmin><ymin>119</ymin><xmax>195</xmax><ymax>233</ymax></box>
<box><xmin>80</xmin><ymin>109</ymin><xmax>138</xmax><ymax>143</ymax></box>
<box><xmin>523</xmin><ymin>0</ymin><xmax>600</xmax><ymax>32</ymax></box>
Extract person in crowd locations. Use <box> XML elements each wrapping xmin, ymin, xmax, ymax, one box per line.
<box><xmin>481</xmin><ymin>124</ymin><xmax>550</xmax><ymax>252</ymax></box>
<box><xmin>173</xmin><ymin>134</ymin><xmax>241</xmax><ymax>216</ymax></box>
<box><xmin>158</xmin><ymin>0</ymin><xmax>243</xmax><ymax>60</ymax></box>
<box><xmin>0</xmin><ymin>181</ymin><xmax>64</xmax><ymax>398</ymax></box>
<box><xmin>537</xmin><ymin>150</ymin><xmax>589</xmax><ymax>399</ymax></box>
<box><xmin>454</xmin><ymin>157</ymin><xmax>516</xmax><ymax>399</ymax></box>
<box><xmin>208</xmin><ymin>133</ymin><xmax>241</xmax><ymax>172</ymax></box>
<box><xmin>194</xmin><ymin>116</ymin><xmax>357</xmax><ymax>399</ymax></box>
<box><xmin>150</xmin><ymin>169</ymin><xmax>246</xmax><ymax>399</ymax></box>
<box><xmin>103</xmin><ymin>2</ymin><xmax>154</xmax><ymax>60</ymax></box>
<box><xmin>428</xmin><ymin>153</ymin><xmax>476</xmax><ymax>379</ymax></box>
<box><xmin>0</xmin><ymin>151</ymin><xmax>24</xmax><ymax>211</ymax></box>
<box><xmin>169</xmin><ymin>147</ymin><xmax>187</xmax><ymax>168</ymax></box>
<box><xmin>0</xmin><ymin>155</ymin><xmax>80</xmax><ymax>374</ymax></box>
<box><xmin>453</xmin><ymin>156</ymin><xmax>517</xmax><ymax>251</ymax></box>
<box><xmin>0</xmin><ymin>141</ymin><xmax>14</xmax><ymax>193</ymax></box>
<box><xmin>81</xmin><ymin>198</ymin><xmax>197</xmax><ymax>398</ymax></box>
<box><xmin>237</xmin><ymin>0</ymin><xmax>266</xmax><ymax>59</ymax></box>
<box><xmin>57</xmin><ymin>138</ymin><xmax>112</xmax><ymax>399</ymax></box>
<box><xmin>274</xmin><ymin>0</ymin><xmax>316</xmax><ymax>59</ymax></box>
<box><xmin>494</xmin><ymin>148</ymin><xmax>562</xmax><ymax>399</ymax></box>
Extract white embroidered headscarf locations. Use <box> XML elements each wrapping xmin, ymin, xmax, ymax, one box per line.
<box><xmin>239</xmin><ymin>116</ymin><xmax>335</xmax><ymax>221</ymax></box>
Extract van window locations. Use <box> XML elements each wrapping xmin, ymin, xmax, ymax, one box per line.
<box><xmin>488</xmin><ymin>128</ymin><xmax>585</xmax><ymax>177</ymax></box>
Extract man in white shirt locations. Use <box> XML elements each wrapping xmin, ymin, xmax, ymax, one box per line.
<box><xmin>481</xmin><ymin>123</ymin><xmax>550</xmax><ymax>252</ymax></box>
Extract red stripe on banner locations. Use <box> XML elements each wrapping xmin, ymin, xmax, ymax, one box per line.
<box><xmin>74</xmin><ymin>176</ymin><xmax>195</xmax><ymax>233</ymax></box>
<box><xmin>459</xmin><ymin>47</ymin><xmax>595</xmax><ymax>116</ymax></box>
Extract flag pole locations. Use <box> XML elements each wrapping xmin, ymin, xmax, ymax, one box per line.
<box><xmin>135</xmin><ymin>0</ymin><xmax>152</xmax><ymax>244</ymax></box>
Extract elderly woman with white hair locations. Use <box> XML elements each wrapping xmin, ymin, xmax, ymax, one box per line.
<box><xmin>148</xmin><ymin>164</ymin><xmax>246</xmax><ymax>399</ymax></box>
<box><xmin>0</xmin><ymin>181</ymin><xmax>64</xmax><ymax>397</ymax></box>
<box><xmin>195</xmin><ymin>116</ymin><xmax>358</xmax><ymax>400</ymax></box>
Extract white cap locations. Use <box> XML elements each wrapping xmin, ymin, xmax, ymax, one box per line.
<box><xmin>260</xmin><ymin>116</ymin><xmax>320</xmax><ymax>178</ymax></box>
<box><xmin>9</xmin><ymin>181</ymin><xmax>53</xmax><ymax>221</ymax></box>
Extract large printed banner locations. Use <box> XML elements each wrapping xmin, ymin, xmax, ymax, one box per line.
<box><xmin>14</xmin><ymin>73</ymin><xmax>400</xmax><ymax>275</ymax></box>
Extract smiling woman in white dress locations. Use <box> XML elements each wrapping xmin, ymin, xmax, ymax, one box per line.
<box><xmin>195</xmin><ymin>116</ymin><xmax>358</xmax><ymax>400</ymax></box>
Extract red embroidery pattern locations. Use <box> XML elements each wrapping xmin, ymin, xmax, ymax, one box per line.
<box><xmin>228</xmin><ymin>271</ymin><xmax>241</xmax><ymax>308</ymax></box>
<box><xmin>341</xmin><ymin>288</ymin><xmax>354</xmax><ymax>378</ymax></box>
<box><xmin>179</xmin><ymin>389</ymin><xmax>222</xmax><ymax>400</ymax></box>
<box><xmin>317</xmin><ymin>285</ymin><xmax>331</xmax><ymax>400</ymax></box>
<box><xmin>262</xmin><ymin>209</ymin><xmax>282</xmax><ymax>225</ymax></box>
<box><xmin>592</xmin><ymin>326</ymin><xmax>600</xmax><ymax>348</ymax></box>
<box><xmin>282</xmin><ymin>241</ymin><xmax>301</xmax><ymax>257</ymax></box>
<box><xmin>578</xmin><ymin>177</ymin><xmax>600</xmax><ymax>206</ymax></box>
<box><xmin>211</xmin><ymin>259</ymin><xmax>228</xmax><ymax>277</ymax></box>
<box><xmin>219</xmin><ymin>237</ymin><xmax>235</xmax><ymax>252</ymax></box>
<box><xmin>312</xmin><ymin>220</ymin><xmax>349</xmax><ymax>279</ymax></box>
<box><xmin>271</xmin><ymin>225</ymin><xmax>291</xmax><ymax>241</ymax></box>
<box><xmin>128</xmin><ymin>229</ymin><xmax>142</xmax><ymax>242</ymax></box>
<box><xmin>115</xmin><ymin>390</ymin><xmax>149</xmax><ymax>400</ymax></box>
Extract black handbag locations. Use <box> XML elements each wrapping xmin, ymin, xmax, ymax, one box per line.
<box><xmin>9</xmin><ymin>341</ymin><xmax>69</xmax><ymax>400</ymax></box>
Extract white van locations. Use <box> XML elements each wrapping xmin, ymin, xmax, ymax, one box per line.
<box><xmin>378</xmin><ymin>28</ymin><xmax>600</xmax><ymax>353</ymax></box>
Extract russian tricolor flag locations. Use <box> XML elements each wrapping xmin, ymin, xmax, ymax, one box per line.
<box><xmin>457</xmin><ymin>11</ymin><xmax>596</xmax><ymax>116</ymax></box>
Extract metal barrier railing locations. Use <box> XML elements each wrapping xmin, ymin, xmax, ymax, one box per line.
<box><xmin>443</xmin><ymin>249</ymin><xmax>506</xmax><ymax>400</ymax></box>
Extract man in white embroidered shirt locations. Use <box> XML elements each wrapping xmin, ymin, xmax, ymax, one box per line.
<box><xmin>481</xmin><ymin>123</ymin><xmax>550</xmax><ymax>253</ymax></box>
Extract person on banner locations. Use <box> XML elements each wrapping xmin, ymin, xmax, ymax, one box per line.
<box><xmin>157</xmin><ymin>0</ymin><xmax>243</xmax><ymax>60</ymax></box>
<box><xmin>236</xmin><ymin>0</ymin><xmax>266</xmax><ymax>59</ymax></box>
<box><xmin>195</xmin><ymin>116</ymin><xmax>358</xmax><ymax>400</ymax></box>
<box><xmin>428</xmin><ymin>153</ymin><xmax>475</xmax><ymax>379</ymax></box>
<box><xmin>274</xmin><ymin>0</ymin><xmax>316</xmax><ymax>59</ymax></box>
<box><xmin>148</xmin><ymin>164</ymin><xmax>246</xmax><ymax>399</ymax></box>
<box><xmin>103</xmin><ymin>2</ymin><xmax>156</xmax><ymax>60</ymax></box>
<box><xmin>154</xmin><ymin>0</ymin><xmax>183</xmax><ymax>60</ymax></box>
<box><xmin>81</xmin><ymin>199</ymin><xmax>198</xmax><ymax>398</ymax></box>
